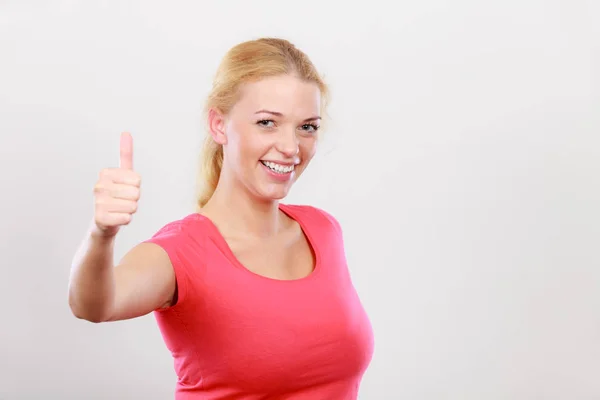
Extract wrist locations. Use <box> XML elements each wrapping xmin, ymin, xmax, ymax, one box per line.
<box><xmin>89</xmin><ymin>222</ymin><xmax>118</xmax><ymax>244</ymax></box>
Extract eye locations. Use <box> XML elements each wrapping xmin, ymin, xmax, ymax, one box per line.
<box><xmin>257</xmin><ymin>119</ymin><xmax>275</xmax><ymax>128</ymax></box>
<box><xmin>300</xmin><ymin>123</ymin><xmax>320</xmax><ymax>134</ymax></box>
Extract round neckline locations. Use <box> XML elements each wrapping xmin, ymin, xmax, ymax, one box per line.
<box><xmin>192</xmin><ymin>203</ymin><xmax>322</xmax><ymax>283</ymax></box>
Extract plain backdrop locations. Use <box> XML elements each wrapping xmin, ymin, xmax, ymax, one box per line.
<box><xmin>1</xmin><ymin>1</ymin><xmax>599</xmax><ymax>399</ymax></box>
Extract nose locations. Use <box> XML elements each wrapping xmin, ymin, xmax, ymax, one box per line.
<box><xmin>275</xmin><ymin>128</ymin><xmax>299</xmax><ymax>158</ymax></box>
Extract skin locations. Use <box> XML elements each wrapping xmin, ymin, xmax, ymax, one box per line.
<box><xmin>68</xmin><ymin>73</ymin><xmax>322</xmax><ymax>322</ymax></box>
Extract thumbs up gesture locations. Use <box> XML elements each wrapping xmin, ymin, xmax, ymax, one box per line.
<box><xmin>92</xmin><ymin>132</ymin><xmax>142</xmax><ymax>238</ymax></box>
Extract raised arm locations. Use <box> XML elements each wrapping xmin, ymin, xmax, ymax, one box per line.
<box><xmin>68</xmin><ymin>132</ymin><xmax>176</xmax><ymax>323</ymax></box>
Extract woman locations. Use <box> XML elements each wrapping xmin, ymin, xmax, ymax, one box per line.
<box><xmin>69</xmin><ymin>37</ymin><xmax>374</xmax><ymax>399</ymax></box>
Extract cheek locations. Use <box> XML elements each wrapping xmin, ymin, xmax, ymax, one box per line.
<box><xmin>228</xmin><ymin>125</ymin><xmax>262</xmax><ymax>164</ymax></box>
<box><xmin>300</xmin><ymin>138</ymin><xmax>318</xmax><ymax>162</ymax></box>
<box><xmin>241</xmin><ymin>132</ymin><xmax>270</xmax><ymax>162</ymax></box>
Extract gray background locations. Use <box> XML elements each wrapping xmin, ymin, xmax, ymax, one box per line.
<box><xmin>1</xmin><ymin>1</ymin><xmax>599</xmax><ymax>399</ymax></box>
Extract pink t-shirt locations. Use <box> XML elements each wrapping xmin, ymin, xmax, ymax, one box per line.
<box><xmin>144</xmin><ymin>204</ymin><xmax>374</xmax><ymax>399</ymax></box>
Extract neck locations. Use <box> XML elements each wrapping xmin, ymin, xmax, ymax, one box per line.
<box><xmin>201</xmin><ymin>177</ymin><xmax>282</xmax><ymax>239</ymax></box>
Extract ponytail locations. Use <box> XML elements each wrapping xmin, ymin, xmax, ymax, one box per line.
<box><xmin>196</xmin><ymin>134</ymin><xmax>223</xmax><ymax>210</ymax></box>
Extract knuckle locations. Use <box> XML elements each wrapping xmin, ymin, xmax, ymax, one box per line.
<box><xmin>99</xmin><ymin>168</ymin><xmax>111</xmax><ymax>179</ymax></box>
<box><xmin>130</xmin><ymin>174</ymin><xmax>142</xmax><ymax>187</ymax></box>
<box><xmin>126</xmin><ymin>171</ymin><xmax>141</xmax><ymax>186</ymax></box>
<box><xmin>93</xmin><ymin>182</ymin><xmax>105</xmax><ymax>194</ymax></box>
<box><xmin>94</xmin><ymin>213</ymin><xmax>108</xmax><ymax>227</ymax></box>
<box><xmin>95</xmin><ymin>196</ymin><xmax>108</xmax><ymax>206</ymax></box>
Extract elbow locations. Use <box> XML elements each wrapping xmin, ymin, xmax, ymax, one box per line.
<box><xmin>71</xmin><ymin>308</ymin><xmax>105</xmax><ymax>324</ymax></box>
<box><xmin>68</xmin><ymin>294</ymin><xmax>108</xmax><ymax>324</ymax></box>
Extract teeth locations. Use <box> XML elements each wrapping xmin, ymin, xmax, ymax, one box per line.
<box><xmin>261</xmin><ymin>161</ymin><xmax>295</xmax><ymax>174</ymax></box>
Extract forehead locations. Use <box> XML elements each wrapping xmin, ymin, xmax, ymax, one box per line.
<box><xmin>233</xmin><ymin>75</ymin><xmax>321</xmax><ymax>116</ymax></box>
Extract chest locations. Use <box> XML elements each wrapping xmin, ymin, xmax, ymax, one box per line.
<box><xmin>196</xmin><ymin>276</ymin><xmax>375</xmax><ymax>393</ymax></box>
<box><xmin>227</xmin><ymin>227</ymin><xmax>316</xmax><ymax>281</ymax></box>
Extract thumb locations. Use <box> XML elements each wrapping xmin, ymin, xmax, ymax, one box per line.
<box><xmin>119</xmin><ymin>132</ymin><xmax>133</xmax><ymax>170</ymax></box>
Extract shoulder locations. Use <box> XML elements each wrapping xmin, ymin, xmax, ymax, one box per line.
<box><xmin>280</xmin><ymin>203</ymin><xmax>343</xmax><ymax>234</ymax></box>
<box><xmin>145</xmin><ymin>213</ymin><xmax>202</xmax><ymax>243</ymax></box>
<box><xmin>142</xmin><ymin>214</ymin><xmax>206</xmax><ymax>309</ymax></box>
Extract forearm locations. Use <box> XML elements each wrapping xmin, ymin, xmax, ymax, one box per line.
<box><xmin>68</xmin><ymin>222</ymin><xmax>117</xmax><ymax>322</ymax></box>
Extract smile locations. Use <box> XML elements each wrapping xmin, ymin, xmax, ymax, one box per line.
<box><xmin>260</xmin><ymin>160</ymin><xmax>295</xmax><ymax>174</ymax></box>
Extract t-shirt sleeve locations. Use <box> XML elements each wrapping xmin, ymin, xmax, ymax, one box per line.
<box><xmin>142</xmin><ymin>220</ymin><xmax>191</xmax><ymax>311</ymax></box>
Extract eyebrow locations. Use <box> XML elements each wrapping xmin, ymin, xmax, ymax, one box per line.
<box><xmin>254</xmin><ymin>109</ymin><xmax>321</xmax><ymax>121</ymax></box>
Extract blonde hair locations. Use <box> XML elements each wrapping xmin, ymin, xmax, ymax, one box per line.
<box><xmin>196</xmin><ymin>37</ymin><xmax>330</xmax><ymax>210</ymax></box>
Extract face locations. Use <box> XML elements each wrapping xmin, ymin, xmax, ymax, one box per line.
<box><xmin>209</xmin><ymin>74</ymin><xmax>321</xmax><ymax>202</ymax></box>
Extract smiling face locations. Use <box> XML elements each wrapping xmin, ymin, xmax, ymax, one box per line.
<box><xmin>208</xmin><ymin>74</ymin><xmax>322</xmax><ymax>202</ymax></box>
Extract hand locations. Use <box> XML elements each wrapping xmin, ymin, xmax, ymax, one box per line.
<box><xmin>92</xmin><ymin>132</ymin><xmax>141</xmax><ymax>238</ymax></box>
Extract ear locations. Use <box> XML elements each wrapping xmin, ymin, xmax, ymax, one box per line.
<box><xmin>207</xmin><ymin>108</ymin><xmax>228</xmax><ymax>145</ymax></box>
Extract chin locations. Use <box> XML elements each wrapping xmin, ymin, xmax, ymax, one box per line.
<box><xmin>251</xmin><ymin>165</ymin><xmax>302</xmax><ymax>201</ymax></box>
<box><xmin>256</xmin><ymin>186</ymin><xmax>292</xmax><ymax>202</ymax></box>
